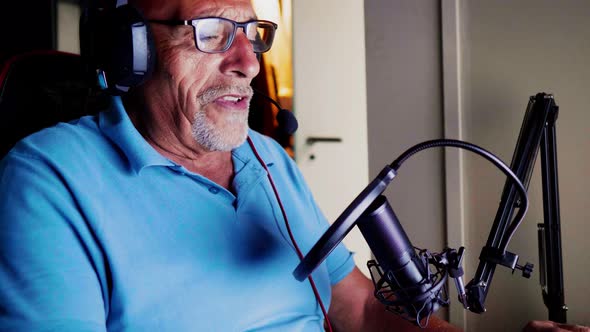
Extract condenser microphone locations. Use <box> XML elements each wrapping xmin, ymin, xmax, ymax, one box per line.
<box><xmin>293</xmin><ymin>139</ymin><xmax>532</xmax><ymax>327</ymax></box>
<box><xmin>357</xmin><ymin>195</ymin><xmax>446</xmax><ymax>325</ymax></box>
<box><xmin>253</xmin><ymin>89</ymin><xmax>298</xmax><ymax>135</ymax></box>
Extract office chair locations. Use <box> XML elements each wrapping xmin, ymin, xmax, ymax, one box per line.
<box><xmin>0</xmin><ymin>50</ymin><xmax>109</xmax><ymax>158</ymax></box>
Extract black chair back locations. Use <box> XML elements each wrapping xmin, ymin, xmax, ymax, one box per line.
<box><xmin>0</xmin><ymin>50</ymin><xmax>109</xmax><ymax>158</ymax></box>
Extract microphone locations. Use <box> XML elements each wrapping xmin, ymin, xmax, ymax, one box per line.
<box><xmin>253</xmin><ymin>89</ymin><xmax>298</xmax><ymax>136</ymax></box>
<box><xmin>357</xmin><ymin>195</ymin><xmax>447</xmax><ymax>326</ymax></box>
<box><xmin>276</xmin><ymin>108</ymin><xmax>298</xmax><ymax>136</ymax></box>
<box><xmin>292</xmin><ymin>139</ymin><xmax>533</xmax><ymax>327</ymax></box>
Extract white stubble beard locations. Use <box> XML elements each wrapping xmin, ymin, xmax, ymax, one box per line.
<box><xmin>191</xmin><ymin>85</ymin><xmax>252</xmax><ymax>152</ymax></box>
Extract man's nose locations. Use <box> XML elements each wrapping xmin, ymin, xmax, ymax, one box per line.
<box><xmin>219</xmin><ymin>30</ymin><xmax>260</xmax><ymax>79</ymax></box>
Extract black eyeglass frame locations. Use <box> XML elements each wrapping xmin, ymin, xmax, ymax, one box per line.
<box><xmin>148</xmin><ymin>17</ymin><xmax>278</xmax><ymax>54</ymax></box>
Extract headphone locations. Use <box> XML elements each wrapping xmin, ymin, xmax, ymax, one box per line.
<box><xmin>79</xmin><ymin>0</ymin><xmax>155</xmax><ymax>94</ymax></box>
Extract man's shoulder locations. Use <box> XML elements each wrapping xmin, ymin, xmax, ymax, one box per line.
<box><xmin>6</xmin><ymin>114</ymin><xmax>105</xmax><ymax>163</ymax></box>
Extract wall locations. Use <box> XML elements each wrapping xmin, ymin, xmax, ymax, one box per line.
<box><xmin>57</xmin><ymin>1</ymin><xmax>80</xmax><ymax>53</ymax></box>
<box><xmin>364</xmin><ymin>0</ymin><xmax>448</xmax><ymax>319</ymax></box>
<box><xmin>457</xmin><ymin>0</ymin><xmax>590</xmax><ymax>330</ymax></box>
<box><xmin>364</xmin><ymin>0</ymin><xmax>446</xmax><ymax>267</ymax></box>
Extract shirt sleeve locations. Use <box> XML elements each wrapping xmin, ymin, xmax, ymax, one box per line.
<box><xmin>0</xmin><ymin>151</ymin><xmax>107</xmax><ymax>331</ymax></box>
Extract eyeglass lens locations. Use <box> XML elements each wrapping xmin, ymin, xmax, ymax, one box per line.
<box><xmin>192</xmin><ymin>18</ymin><xmax>275</xmax><ymax>53</ymax></box>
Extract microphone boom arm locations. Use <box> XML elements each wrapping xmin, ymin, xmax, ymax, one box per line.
<box><xmin>466</xmin><ymin>93</ymin><xmax>566</xmax><ymax>321</ymax></box>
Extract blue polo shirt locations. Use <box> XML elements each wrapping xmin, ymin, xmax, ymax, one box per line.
<box><xmin>0</xmin><ymin>96</ymin><xmax>355</xmax><ymax>331</ymax></box>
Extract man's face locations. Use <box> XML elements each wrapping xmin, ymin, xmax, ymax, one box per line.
<box><xmin>139</xmin><ymin>0</ymin><xmax>261</xmax><ymax>151</ymax></box>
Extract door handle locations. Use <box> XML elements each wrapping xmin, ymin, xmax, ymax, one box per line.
<box><xmin>306</xmin><ymin>137</ymin><xmax>343</xmax><ymax>145</ymax></box>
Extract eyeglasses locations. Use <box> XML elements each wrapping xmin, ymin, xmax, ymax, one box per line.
<box><xmin>149</xmin><ymin>17</ymin><xmax>278</xmax><ymax>54</ymax></box>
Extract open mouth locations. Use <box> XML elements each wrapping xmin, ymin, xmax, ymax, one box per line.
<box><xmin>213</xmin><ymin>94</ymin><xmax>251</xmax><ymax>110</ymax></box>
<box><xmin>198</xmin><ymin>85</ymin><xmax>254</xmax><ymax>110</ymax></box>
<box><xmin>219</xmin><ymin>95</ymin><xmax>246</xmax><ymax>103</ymax></box>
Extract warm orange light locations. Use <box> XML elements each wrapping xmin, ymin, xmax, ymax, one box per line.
<box><xmin>252</xmin><ymin>0</ymin><xmax>293</xmax><ymax>99</ymax></box>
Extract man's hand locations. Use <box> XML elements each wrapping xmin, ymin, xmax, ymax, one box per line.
<box><xmin>523</xmin><ymin>320</ymin><xmax>590</xmax><ymax>332</ymax></box>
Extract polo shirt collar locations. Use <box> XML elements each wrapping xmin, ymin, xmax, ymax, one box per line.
<box><xmin>99</xmin><ymin>96</ymin><xmax>174</xmax><ymax>174</ymax></box>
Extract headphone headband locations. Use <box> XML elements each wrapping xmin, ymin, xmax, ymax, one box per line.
<box><xmin>79</xmin><ymin>0</ymin><xmax>155</xmax><ymax>95</ymax></box>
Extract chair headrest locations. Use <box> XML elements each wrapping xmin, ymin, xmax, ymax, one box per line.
<box><xmin>0</xmin><ymin>50</ymin><xmax>110</xmax><ymax>157</ymax></box>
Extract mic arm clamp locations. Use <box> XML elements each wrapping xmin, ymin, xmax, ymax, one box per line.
<box><xmin>464</xmin><ymin>246</ymin><xmax>534</xmax><ymax>313</ymax></box>
<box><xmin>478</xmin><ymin>246</ymin><xmax>534</xmax><ymax>278</ymax></box>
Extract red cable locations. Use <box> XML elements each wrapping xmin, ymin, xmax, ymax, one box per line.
<box><xmin>247</xmin><ymin>137</ymin><xmax>333</xmax><ymax>332</ymax></box>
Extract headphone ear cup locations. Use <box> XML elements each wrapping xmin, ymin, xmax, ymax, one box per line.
<box><xmin>80</xmin><ymin>4</ymin><xmax>156</xmax><ymax>94</ymax></box>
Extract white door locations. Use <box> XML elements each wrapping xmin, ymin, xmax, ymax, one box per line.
<box><xmin>292</xmin><ymin>0</ymin><xmax>372</xmax><ymax>276</ymax></box>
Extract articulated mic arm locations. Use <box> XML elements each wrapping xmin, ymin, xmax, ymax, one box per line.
<box><xmin>466</xmin><ymin>93</ymin><xmax>566</xmax><ymax>322</ymax></box>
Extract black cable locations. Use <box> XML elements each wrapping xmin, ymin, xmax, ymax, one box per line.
<box><xmin>389</xmin><ymin>139</ymin><xmax>528</xmax><ymax>253</ymax></box>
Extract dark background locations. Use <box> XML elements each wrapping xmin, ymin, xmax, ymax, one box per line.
<box><xmin>0</xmin><ymin>1</ymin><xmax>58</xmax><ymax>60</ymax></box>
